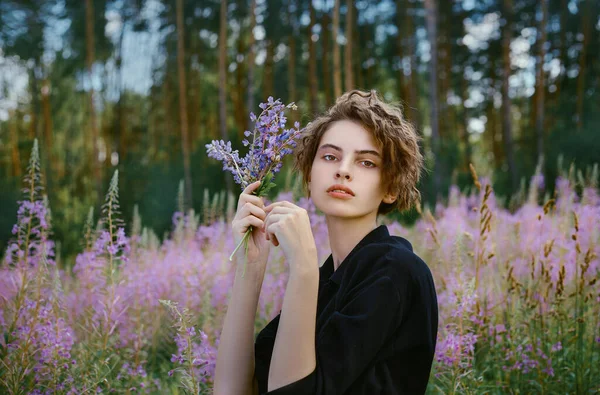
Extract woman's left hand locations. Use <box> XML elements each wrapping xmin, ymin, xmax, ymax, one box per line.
<box><xmin>263</xmin><ymin>201</ymin><xmax>318</xmax><ymax>274</ymax></box>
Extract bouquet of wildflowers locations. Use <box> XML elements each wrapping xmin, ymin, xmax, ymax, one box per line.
<box><xmin>205</xmin><ymin>97</ymin><xmax>302</xmax><ymax>275</ymax></box>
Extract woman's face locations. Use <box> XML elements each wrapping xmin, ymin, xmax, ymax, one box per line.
<box><xmin>308</xmin><ymin>120</ymin><xmax>396</xmax><ymax>219</ymax></box>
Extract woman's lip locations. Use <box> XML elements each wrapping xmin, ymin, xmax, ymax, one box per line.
<box><xmin>327</xmin><ymin>191</ymin><xmax>354</xmax><ymax>199</ymax></box>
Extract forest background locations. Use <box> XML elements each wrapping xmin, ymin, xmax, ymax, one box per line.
<box><xmin>0</xmin><ymin>0</ymin><xmax>599</xmax><ymax>263</ymax></box>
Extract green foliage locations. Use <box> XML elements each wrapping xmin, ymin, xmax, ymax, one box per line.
<box><xmin>546</xmin><ymin>122</ymin><xmax>600</xmax><ymax>189</ymax></box>
<box><xmin>255</xmin><ymin>170</ymin><xmax>277</xmax><ymax>197</ymax></box>
<box><xmin>100</xmin><ymin>170</ymin><xmax>125</xmax><ymax>237</ymax></box>
<box><xmin>0</xmin><ymin>178</ymin><xmax>20</xmax><ymax>257</ymax></box>
<box><xmin>159</xmin><ymin>300</ymin><xmax>212</xmax><ymax>395</ymax></box>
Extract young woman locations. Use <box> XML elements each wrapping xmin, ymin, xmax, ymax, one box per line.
<box><xmin>214</xmin><ymin>90</ymin><xmax>438</xmax><ymax>395</ymax></box>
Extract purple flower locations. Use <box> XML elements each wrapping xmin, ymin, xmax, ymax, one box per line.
<box><xmin>531</xmin><ymin>173</ymin><xmax>545</xmax><ymax>190</ymax></box>
<box><xmin>205</xmin><ymin>98</ymin><xmax>302</xmax><ymax>191</ymax></box>
<box><xmin>169</xmin><ymin>327</ymin><xmax>217</xmax><ymax>384</ymax></box>
<box><xmin>116</xmin><ymin>228</ymin><xmax>128</xmax><ymax>246</ymax></box>
<box><xmin>5</xmin><ymin>297</ymin><xmax>76</xmax><ymax>388</ymax></box>
<box><xmin>107</xmin><ymin>243</ymin><xmax>119</xmax><ymax>255</ymax></box>
<box><xmin>6</xmin><ymin>197</ymin><xmax>54</xmax><ymax>269</ymax></box>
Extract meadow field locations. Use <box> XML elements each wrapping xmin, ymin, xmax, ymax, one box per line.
<box><xmin>1</xmin><ymin>142</ymin><xmax>599</xmax><ymax>394</ymax></box>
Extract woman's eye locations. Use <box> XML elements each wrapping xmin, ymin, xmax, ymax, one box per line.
<box><xmin>362</xmin><ymin>161</ymin><xmax>376</xmax><ymax>168</ymax></box>
<box><xmin>323</xmin><ymin>155</ymin><xmax>375</xmax><ymax>168</ymax></box>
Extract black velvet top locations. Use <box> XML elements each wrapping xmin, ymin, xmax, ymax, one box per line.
<box><xmin>254</xmin><ymin>225</ymin><xmax>439</xmax><ymax>394</ymax></box>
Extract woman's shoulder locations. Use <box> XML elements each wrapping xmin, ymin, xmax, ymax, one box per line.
<box><xmin>351</xmin><ymin>235</ymin><xmax>433</xmax><ymax>286</ymax></box>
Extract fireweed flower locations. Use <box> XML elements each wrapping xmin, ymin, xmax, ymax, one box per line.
<box><xmin>4</xmin><ymin>139</ymin><xmax>55</xmax><ymax>271</ymax></box>
<box><xmin>205</xmin><ymin>97</ymin><xmax>302</xmax><ymax>276</ymax></box>
<box><xmin>159</xmin><ymin>299</ymin><xmax>216</xmax><ymax>393</ymax></box>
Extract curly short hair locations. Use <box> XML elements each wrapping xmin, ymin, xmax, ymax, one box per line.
<box><xmin>292</xmin><ymin>89</ymin><xmax>424</xmax><ymax>216</ymax></box>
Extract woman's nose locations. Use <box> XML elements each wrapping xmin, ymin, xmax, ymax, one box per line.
<box><xmin>336</xmin><ymin>169</ymin><xmax>351</xmax><ymax>180</ymax></box>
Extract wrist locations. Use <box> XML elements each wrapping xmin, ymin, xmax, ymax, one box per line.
<box><xmin>234</xmin><ymin>255</ymin><xmax>266</xmax><ymax>277</ymax></box>
<box><xmin>234</xmin><ymin>264</ymin><xmax>266</xmax><ymax>293</ymax></box>
<box><xmin>289</xmin><ymin>251</ymin><xmax>319</xmax><ymax>279</ymax></box>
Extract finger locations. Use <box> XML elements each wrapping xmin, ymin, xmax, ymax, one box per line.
<box><xmin>241</xmin><ymin>201</ymin><xmax>266</xmax><ymax>221</ymax></box>
<box><xmin>264</xmin><ymin>214</ymin><xmax>282</xmax><ymax>241</ymax></box>
<box><xmin>265</xmin><ymin>224</ymin><xmax>279</xmax><ymax>246</ymax></box>
<box><xmin>242</xmin><ymin>180</ymin><xmax>261</xmax><ymax>195</ymax></box>
<box><xmin>263</xmin><ymin>212</ymin><xmax>283</xmax><ymax>227</ymax></box>
<box><xmin>240</xmin><ymin>215</ymin><xmax>265</xmax><ymax>234</ymax></box>
<box><xmin>264</xmin><ymin>201</ymin><xmax>295</xmax><ymax>212</ymax></box>
<box><xmin>238</xmin><ymin>193</ymin><xmax>265</xmax><ymax>211</ymax></box>
<box><xmin>265</xmin><ymin>206</ymin><xmax>285</xmax><ymax>215</ymax></box>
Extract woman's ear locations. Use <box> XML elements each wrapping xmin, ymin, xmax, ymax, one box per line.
<box><xmin>382</xmin><ymin>192</ymin><xmax>397</xmax><ymax>205</ymax></box>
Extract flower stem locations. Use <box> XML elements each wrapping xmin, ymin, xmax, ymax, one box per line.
<box><xmin>229</xmin><ymin>226</ymin><xmax>253</xmax><ymax>274</ymax></box>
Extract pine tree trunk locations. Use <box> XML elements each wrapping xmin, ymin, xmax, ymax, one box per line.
<box><xmin>487</xmin><ymin>55</ymin><xmax>503</xmax><ymax>168</ymax></box>
<box><xmin>218</xmin><ymin>0</ymin><xmax>232</xmax><ymax>194</ymax></box>
<box><xmin>247</xmin><ymin>0</ymin><xmax>256</xmax><ymax>130</ymax></box>
<box><xmin>264</xmin><ymin>39</ymin><xmax>275</xmax><ymax>98</ymax></box>
<box><xmin>235</xmin><ymin>31</ymin><xmax>247</xmax><ymax>139</ymax></box>
<box><xmin>308</xmin><ymin>1</ymin><xmax>319</xmax><ymax>115</ymax></box>
<box><xmin>115</xmin><ymin>22</ymin><xmax>127</xmax><ymax>164</ymax></box>
<box><xmin>501</xmin><ymin>0</ymin><xmax>518</xmax><ymax>192</ymax></box>
<box><xmin>424</xmin><ymin>0</ymin><xmax>441</xmax><ymax>200</ymax></box>
<box><xmin>85</xmin><ymin>0</ymin><xmax>102</xmax><ymax>203</ymax></box>
<box><xmin>437</xmin><ymin>1</ymin><xmax>450</xmax><ymax>140</ymax></box>
<box><xmin>148</xmin><ymin>83</ymin><xmax>157</xmax><ymax>161</ymax></box>
<box><xmin>344</xmin><ymin>0</ymin><xmax>354</xmax><ymax>92</ymax></box>
<box><xmin>535</xmin><ymin>0</ymin><xmax>548</xmax><ymax>162</ymax></box>
<box><xmin>555</xmin><ymin>0</ymin><xmax>568</xmax><ymax>102</ymax></box>
<box><xmin>28</xmin><ymin>87</ymin><xmax>37</xmax><ymax>142</ymax></box>
<box><xmin>321</xmin><ymin>13</ymin><xmax>332</xmax><ymax>106</ymax></box>
<box><xmin>9</xmin><ymin>110</ymin><xmax>21</xmax><ymax>178</ymax></box>
<box><xmin>459</xmin><ymin>74</ymin><xmax>472</xmax><ymax>172</ymax></box>
<box><xmin>406</xmin><ymin>1</ymin><xmax>419</xmax><ymax>130</ymax></box>
<box><xmin>332</xmin><ymin>0</ymin><xmax>342</xmax><ymax>98</ymax></box>
<box><xmin>488</xmin><ymin>99</ymin><xmax>502</xmax><ymax>169</ymax></box>
<box><xmin>176</xmin><ymin>0</ymin><xmax>194</xmax><ymax>207</ymax></box>
<box><xmin>195</xmin><ymin>34</ymin><xmax>203</xmax><ymax>142</ymax></box>
<box><xmin>353</xmin><ymin>5</ymin><xmax>363</xmax><ymax>90</ymax></box>
<box><xmin>188</xmin><ymin>65</ymin><xmax>198</xmax><ymax>144</ymax></box>
<box><xmin>575</xmin><ymin>0</ymin><xmax>590</xmax><ymax>131</ymax></box>
<box><xmin>287</xmin><ymin>0</ymin><xmax>298</xmax><ymax>123</ymax></box>
<box><xmin>27</xmin><ymin>60</ymin><xmax>43</xmax><ymax>152</ymax></box>
<box><xmin>396</xmin><ymin>0</ymin><xmax>408</xmax><ymax>103</ymax></box>
<box><xmin>41</xmin><ymin>78</ymin><xmax>53</xmax><ymax>158</ymax></box>
<box><xmin>444</xmin><ymin>10</ymin><xmax>454</xmax><ymax>140</ymax></box>
<box><xmin>365</xmin><ymin>28</ymin><xmax>375</xmax><ymax>89</ymax></box>
<box><xmin>288</xmin><ymin>34</ymin><xmax>297</xmax><ymax>117</ymax></box>
<box><xmin>187</xmin><ymin>33</ymin><xmax>198</xmax><ymax>145</ymax></box>
<box><xmin>162</xmin><ymin>78</ymin><xmax>171</xmax><ymax>158</ymax></box>
<box><xmin>209</xmin><ymin>108</ymin><xmax>218</xmax><ymax>140</ymax></box>
<box><xmin>41</xmin><ymin>77</ymin><xmax>53</xmax><ymax>189</ymax></box>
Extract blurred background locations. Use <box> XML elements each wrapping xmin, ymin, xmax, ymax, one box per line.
<box><xmin>1</xmin><ymin>0</ymin><xmax>599</xmax><ymax>263</ymax></box>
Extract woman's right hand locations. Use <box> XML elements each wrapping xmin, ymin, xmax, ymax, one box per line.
<box><xmin>231</xmin><ymin>180</ymin><xmax>271</xmax><ymax>270</ymax></box>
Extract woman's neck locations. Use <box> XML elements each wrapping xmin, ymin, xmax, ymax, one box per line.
<box><xmin>325</xmin><ymin>215</ymin><xmax>378</xmax><ymax>271</ymax></box>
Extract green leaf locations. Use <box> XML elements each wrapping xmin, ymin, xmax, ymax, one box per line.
<box><xmin>256</xmin><ymin>171</ymin><xmax>275</xmax><ymax>197</ymax></box>
<box><xmin>261</xmin><ymin>182</ymin><xmax>276</xmax><ymax>196</ymax></box>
